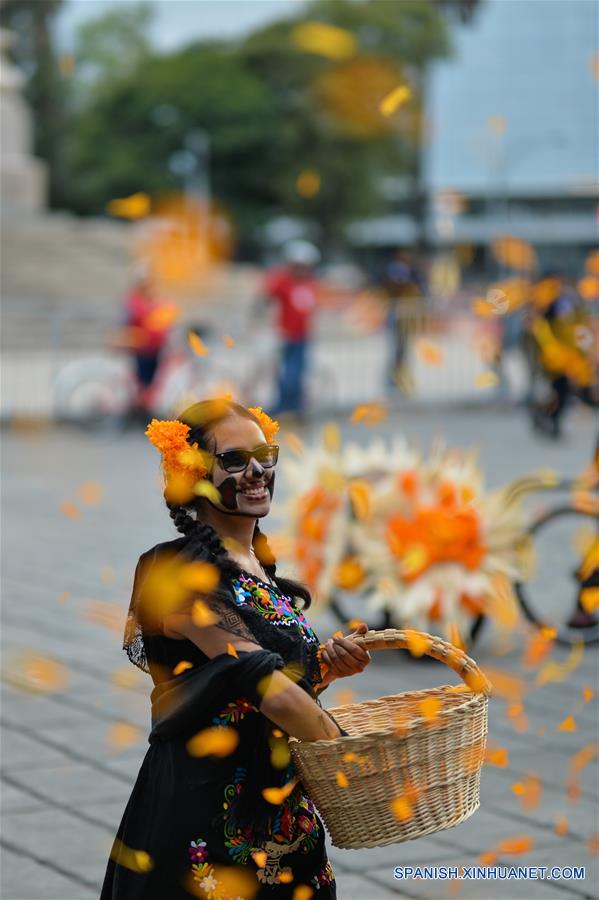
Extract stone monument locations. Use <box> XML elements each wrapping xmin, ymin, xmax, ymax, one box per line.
<box><xmin>0</xmin><ymin>27</ymin><xmax>47</xmax><ymax>212</ymax></box>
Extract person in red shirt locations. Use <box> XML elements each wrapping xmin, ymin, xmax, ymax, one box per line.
<box><xmin>123</xmin><ymin>274</ymin><xmax>175</xmax><ymax>415</ymax></box>
<box><xmin>264</xmin><ymin>241</ymin><xmax>321</xmax><ymax>415</ymax></box>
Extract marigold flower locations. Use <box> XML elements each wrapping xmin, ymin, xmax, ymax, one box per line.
<box><xmin>248</xmin><ymin>406</ymin><xmax>279</xmax><ymax>444</ymax></box>
<box><xmin>145</xmin><ymin>418</ymin><xmax>208</xmax><ymax>479</ymax></box>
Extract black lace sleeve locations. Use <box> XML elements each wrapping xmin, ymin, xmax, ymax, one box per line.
<box><xmin>201</xmin><ymin>594</ymin><xmax>258</xmax><ymax>643</ymax></box>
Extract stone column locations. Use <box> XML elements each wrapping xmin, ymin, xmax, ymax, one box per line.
<box><xmin>0</xmin><ymin>28</ymin><xmax>47</xmax><ymax>212</ymax></box>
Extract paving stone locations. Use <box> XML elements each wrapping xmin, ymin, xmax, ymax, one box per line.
<box><xmin>0</xmin><ymin>782</ymin><xmax>49</xmax><ymax>814</ymax></box>
<box><xmin>6</xmin><ymin>761</ymin><xmax>129</xmax><ymax>807</ymax></box>
<box><xmin>2</xmin><ymin>410</ymin><xmax>598</xmax><ymax>896</ymax></box>
<box><xmin>334</xmin><ymin>869</ymin><xmax>406</xmax><ymax>897</ymax></box>
<box><xmin>1</xmin><ymin>727</ymin><xmax>74</xmax><ymax>771</ymax></box>
<box><xmin>1</xmin><ymin>807</ymin><xmax>112</xmax><ymax>891</ymax></box>
<box><xmin>1</xmin><ymin>846</ymin><xmax>95</xmax><ymax>900</ymax></box>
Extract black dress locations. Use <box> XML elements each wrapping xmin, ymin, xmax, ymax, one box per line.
<box><xmin>101</xmin><ymin>539</ymin><xmax>337</xmax><ymax>900</ymax></box>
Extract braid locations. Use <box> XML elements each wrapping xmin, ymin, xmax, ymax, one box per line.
<box><xmin>169</xmin><ymin>504</ymin><xmax>198</xmax><ymax>538</ymax></box>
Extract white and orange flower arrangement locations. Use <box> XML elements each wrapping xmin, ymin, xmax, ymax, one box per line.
<box><xmin>283</xmin><ymin>431</ymin><xmax>530</xmax><ymax>640</ymax></box>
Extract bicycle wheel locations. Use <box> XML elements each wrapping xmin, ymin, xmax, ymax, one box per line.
<box><xmin>53</xmin><ymin>358</ymin><xmax>133</xmax><ymax>429</ymax></box>
<box><xmin>515</xmin><ymin>505</ymin><xmax>599</xmax><ymax>646</ymax></box>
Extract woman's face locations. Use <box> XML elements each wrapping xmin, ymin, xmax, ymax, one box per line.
<box><xmin>204</xmin><ymin>416</ymin><xmax>276</xmax><ymax>518</ymax></box>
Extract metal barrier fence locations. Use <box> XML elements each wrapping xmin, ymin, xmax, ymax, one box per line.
<box><xmin>1</xmin><ymin>300</ymin><xmax>517</xmax><ymax>421</ymax></box>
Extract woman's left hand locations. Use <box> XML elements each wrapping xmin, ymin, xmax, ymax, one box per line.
<box><xmin>319</xmin><ymin>622</ymin><xmax>371</xmax><ymax>684</ymax></box>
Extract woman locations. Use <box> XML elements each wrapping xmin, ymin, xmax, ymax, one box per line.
<box><xmin>101</xmin><ymin>399</ymin><xmax>370</xmax><ymax>899</ymax></box>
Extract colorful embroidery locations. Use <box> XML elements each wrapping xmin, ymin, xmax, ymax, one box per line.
<box><xmin>232</xmin><ymin>573</ymin><xmax>318</xmax><ymax>645</ymax></box>
<box><xmin>311</xmin><ymin>861</ymin><xmax>335</xmax><ymax>889</ymax></box>
<box><xmin>212</xmin><ymin>697</ymin><xmax>259</xmax><ymax>727</ymax></box>
<box><xmin>222</xmin><ymin>766</ymin><xmax>321</xmax><ymax>865</ymax></box>
<box><xmin>189</xmin><ymin>850</ymin><xmax>244</xmax><ymax>900</ymax></box>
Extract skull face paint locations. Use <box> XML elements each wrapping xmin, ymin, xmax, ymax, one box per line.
<box><xmin>200</xmin><ymin>417</ymin><xmax>276</xmax><ymax>519</ymax></box>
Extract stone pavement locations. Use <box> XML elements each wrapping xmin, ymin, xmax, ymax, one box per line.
<box><xmin>1</xmin><ymin>405</ymin><xmax>598</xmax><ymax>900</ymax></box>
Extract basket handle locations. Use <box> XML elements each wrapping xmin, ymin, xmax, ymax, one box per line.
<box><xmin>350</xmin><ymin>628</ymin><xmax>492</xmax><ymax>696</ymax></box>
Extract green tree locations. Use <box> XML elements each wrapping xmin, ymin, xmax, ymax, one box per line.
<box><xmin>65</xmin><ymin>0</ymin><xmax>466</xmax><ymax>252</ymax></box>
<box><xmin>240</xmin><ymin>0</ymin><xmax>451</xmax><ymax>249</ymax></box>
<box><xmin>67</xmin><ymin>40</ymin><xmax>279</xmax><ymax>233</ymax></box>
<box><xmin>73</xmin><ymin>2</ymin><xmax>153</xmax><ymax>97</ymax></box>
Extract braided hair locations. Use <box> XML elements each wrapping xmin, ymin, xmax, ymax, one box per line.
<box><xmin>167</xmin><ymin>399</ymin><xmax>311</xmax><ymax>609</ymax></box>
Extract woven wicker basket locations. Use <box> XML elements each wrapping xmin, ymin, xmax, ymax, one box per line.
<box><xmin>290</xmin><ymin>628</ymin><xmax>491</xmax><ymax>850</ymax></box>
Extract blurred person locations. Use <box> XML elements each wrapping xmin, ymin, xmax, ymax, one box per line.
<box><xmin>529</xmin><ymin>273</ymin><xmax>598</xmax><ymax>438</ymax></box>
<box><xmin>264</xmin><ymin>241</ymin><xmax>321</xmax><ymax>418</ymax></box>
<box><xmin>380</xmin><ymin>249</ymin><xmax>425</xmax><ymax>390</ymax></box>
<box><xmin>101</xmin><ymin>400</ymin><xmax>370</xmax><ymax>898</ymax></box>
<box><xmin>123</xmin><ymin>270</ymin><xmax>175</xmax><ymax>419</ymax></box>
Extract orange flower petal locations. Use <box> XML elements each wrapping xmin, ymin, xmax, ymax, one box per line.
<box><xmin>186</xmin><ymin>726</ymin><xmax>239</xmax><ymax>758</ymax></box>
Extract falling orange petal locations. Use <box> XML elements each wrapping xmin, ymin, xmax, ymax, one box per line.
<box><xmin>107</xmin><ymin>721</ymin><xmax>142</xmax><ymax>749</ymax></box>
<box><xmin>391</xmin><ymin>795</ymin><xmax>413</xmax><ymax>822</ymax></box>
<box><xmin>186</xmin><ymin>726</ymin><xmax>239</xmax><ymax>758</ymax></box>
<box><xmin>252</xmin><ymin>850</ymin><xmax>268</xmax><ymax>868</ymax></box>
<box><xmin>404</xmin><ymin>630</ymin><xmax>431</xmax><ymax>658</ymax></box>
<box><xmin>485</xmin><ymin>747</ymin><xmax>509</xmax><ymax>768</ymax></box>
<box><xmin>496</xmin><ymin>835</ymin><xmax>535</xmax><ymax>855</ymax></box>
<box><xmin>179</xmin><ymin>561</ymin><xmax>220</xmax><ymax>593</ymax></box>
<box><xmin>335</xmin><ymin>771</ymin><xmax>349</xmax><ymax>788</ymax></box>
<box><xmin>223</xmin><ymin>335</ymin><xmax>236</xmax><ymax>348</ymax></box>
<box><xmin>334</xmin><ymin>688</ymin><xmax>356</xmax><ymax>706</ymax></box>
<box><xmin>582</xmin><ymin>686</ymin><xmax>594</xmax><ymax>703</ymax></box>
<box><xmin>479</xmin><ymin>851</ymin><xmax>497</xmax><ymax>865</ymax></box>
<box><xmin>512</xmin><ymin>774</ymin><xmax>542</xmax><ymax>810</ymax></box>
<box><xmin>293</xmin><ymin>887</ymin><xmax>314</xmax><ymax>900</ymax></box>
<box><xmin>536</xmin><ymin>640</ymin><xmax>584</xmax><ymax>686</ymax></box>
<box><xmin>581</xmin><ymin>587</ymin><xmax>599</xmax><ymax>614</ymax></box>
<box><xmin>188</xmin><ymin>331</ymin><xmax>209</xmax><ymax>356</ymax></box>
<box><xmin>484</xmin><ymin>667</ymin><xmax>525</xmax><ymax>702</ymax></box>
<box><xmin>191</xmin><ymin>599</ymin><xmax>219</xmax><ymax>627</ymax></box>
<box><xmin>379</xmin><ymin>83</ymin><xmax>412</xmax><ymax>117</ymax></box>
<box><xmin>278</xmin><ymin>869</ymin><xmax>294</xmax><ymax>884</ymax></box>
<box><xmin>59</xmin><ymin>591</ymin><xmax>69</xmax><ymax>603</ymax></box>
<box><xmin>8</xmin><ymin>652</ymin><xmax>69</xmax><ymax>694</ymax></box>
<box><xmin>110</xmin><ymin>838</ymin><xmax>154</xmax><ymax>873</ymax></box>
<box><xmin>449</xmin><ymin>623</ymin><xmax>465</xmax><ymax>652</ymax></box>
<box><xmin>173</xmin><ymin>660</ymin><xmax>193</xmax><ymax>676</ymax></box>
<box><xmin>350</xmin><ymin>402</ymin><xmax>388</xmax><ymax>426</ymax></box>
<box><xmin>554</xmin><ymin>815</ymin><xmax>569</xmax><ymax>837</ymax></box>
<box><xmin>416</xmin><ymin>339</ymin><xmax>444</xmax><ymax>366</ymax></box>
<box><xmin>285</xmin><ymin>432</ymin><xmax>304</xmax><ymax>455</ymax></box>
<box><xmin>78</xmin><ymin>481</ymin><xmax>104</xmax><ymax>505</ymax></box>
<box><xmin>227</xmin><ymin>643</ymin><xmax>238</xmax><ymax>658</ymax></box>
<box><xmin>419</xmin><ymin>696</ymin><xmax>441</xmax><ymax>722</ymax></box>
<box><xmin>83</xmin><ymin>600</ymin><xmax>123</xmax><ymax>635</ymax></box>
<box><xmin>587</xmin><ymin>834</ymin><xmax>599</xmax><ymax>855</ymax></box>
<box><xmin>262</xmin><ymin>779</ymin><xmax>297</xmax><ymax>805</ymax></box>
<box><xmin>474</xmin><ymin>371</ymin><xmax>499</xmax><ymax>389</ymax></box>
<box><xmin>557</xmin><ymin>716</ymin><xmax>577</xmax><ymax>732</ymax></box>
<box><xmin>60</xmin><ymin>501</ymin><xmax>81</xmax><ymax>520</ymax></box>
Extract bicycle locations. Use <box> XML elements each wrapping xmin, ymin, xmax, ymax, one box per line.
<box><xmin>52</xmin><ymin>325</ymin><xmax>234</xmax><ymax>429</ymax></box>
<box><xmin>328</xmin><ymin>449</ymin><xmax>599</xmax><ymax>648</ymax></box>
<box><xmin>53</xmin><ymin>322</ymin><xmax>339</xmax><ymax>428</ymax></box>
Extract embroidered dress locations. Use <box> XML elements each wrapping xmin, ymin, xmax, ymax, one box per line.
<box><xmin>101</xmin><ymin>538</ymin><xmax>337</xmax><ymax>899</ymax></box>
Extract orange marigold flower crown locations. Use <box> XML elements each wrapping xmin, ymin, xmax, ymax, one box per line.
<box><xmin>145</xmin><ymin>405</ymin><xmax>279</xmax><ymax>478</ymax></box>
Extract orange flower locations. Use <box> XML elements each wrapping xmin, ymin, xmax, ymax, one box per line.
<box><xmin>145</xmin><ymin>418</ymin><xmax>208</xmax><ymax>479</ymax></box>
<box><xmin>248</xmin><ymin>406</ymin><xmax>279</xmax><ymax>444</ymax></box>
<box><xmin>386</xmin><ymin>504</ymin><xmax>485</xmax><ymax>581</ymax></box>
